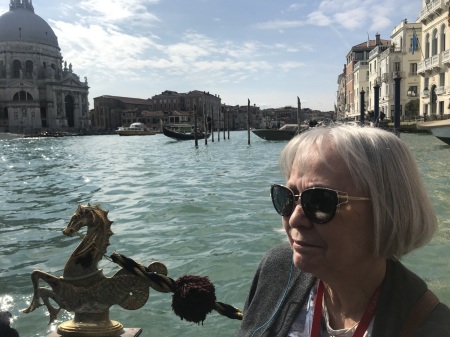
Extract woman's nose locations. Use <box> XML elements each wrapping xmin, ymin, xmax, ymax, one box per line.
<box><xmin>288</xmin><ymin>203</ymin><xmax>313</xmax><ymax>228</ymax></box>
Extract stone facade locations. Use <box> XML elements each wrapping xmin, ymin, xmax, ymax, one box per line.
<box><xmin>0</xmin><ymin>0</ymin><xmax>89</xmax><ymax>134</ymax></box>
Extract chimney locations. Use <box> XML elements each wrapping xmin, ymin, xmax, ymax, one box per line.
<box><xmin>375</xmin><ymin>33</ymin><xmax>381</xmax><ymax>46</ymax></box>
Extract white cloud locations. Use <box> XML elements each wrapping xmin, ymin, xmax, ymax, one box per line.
<box><xmin>253</xmin><ymin>20</ymin><xmax>305</xmax><ymax>30</ymax></box>
<box><xmin>333</xmin><ymin>8</ymin><xmax>368</xmax><ymax>30</ymax></box>
<box><xmin>307</xmin><ymin>11</ymin><xmax>333</xmax><ymax>27</ymax></box>
<box><xmin>279</xmin><ymin>61</ymin><xmax>305</xmax><ymax>72</ymax></box>
<box><xmin>77</xmin><ymin>0</ymin><xmax>160</xmax><ymax>23</ymax></box>
<box><xmin>51</xmin><ymin>20</ymin><xmax>157</xmax><ymax>78</ymax></box>
<box><xmin>286</xmin><ymin>3</ymin><xmax>305</xmax><ymax>12</ymax></box>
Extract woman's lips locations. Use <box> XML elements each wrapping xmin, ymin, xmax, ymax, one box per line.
<box><xmin>292</xmin><ymin>239</ymin><xmax>320</xmax><ymax>251</ymax></box>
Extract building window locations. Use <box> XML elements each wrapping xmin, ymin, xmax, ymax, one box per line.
<box><xmin>432</xmin><ymin>29</ymin><xmax>438</xmax><ymax>56</ymax></box>
<box><xmin>13</xmin><ymin>60</ymin><xmax>21</xmax><ymax>78</ymax></box>
<box><xmin>394</xmin><ymin>62</ymin><xmax>401</xmax><ymax>72</ymax></box>
<box><xmin>25</xmin><ymin>60</ymin><xmax>33</xmax><ymax>78</ymax></box>
<box><xmin>407</xmin><ymin>86</ymin><xmax>418</xmax><ymax>97</ymax></box>
<box><xmin>13</xmin><ymin>91</ymin><xmax>33</xmax><ymax>101</ymax></box>
<box><xmin>410</xmin><ymin>63</ymin><xmax>417</xmax><ymax>75</ymax></box>
<box><xmin>440</xmin><ymin>72</ymin><xmax>445</xmax><ymax>87</ymax></box>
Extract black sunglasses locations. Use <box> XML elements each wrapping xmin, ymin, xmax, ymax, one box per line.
<box><xmin>270</xmin><ymin>184</ymin><xmax>370</xmax><ymax>224</ymax></box>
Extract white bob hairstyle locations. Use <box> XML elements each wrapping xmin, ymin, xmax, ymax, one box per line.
<box><xmin>279</xmin><ymin>125</ymin><xmax>437</xmax><ymax>259</ymax></box>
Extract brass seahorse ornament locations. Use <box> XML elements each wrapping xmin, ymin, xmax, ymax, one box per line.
<box><xmin>22</xmin><ymin>204</ymin><xmax>168</xmax><ymax>336</ymax></box>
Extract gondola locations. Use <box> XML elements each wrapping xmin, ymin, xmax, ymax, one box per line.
<box><xmin>162</xmin><ymin>126</ymin><xmax>210</xmax><ymax>141</ymax></box>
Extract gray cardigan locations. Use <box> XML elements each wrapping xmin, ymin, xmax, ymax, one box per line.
<box><xmin>237</xmin><ymin>243</ymin><xmax>450</xmax><ymax>337</ymax></box>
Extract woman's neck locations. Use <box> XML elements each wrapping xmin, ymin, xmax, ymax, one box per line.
<box><xmin>322</xmin><ymin>259</ymin><xmax>386</xmax><ymax>329</ymax></box>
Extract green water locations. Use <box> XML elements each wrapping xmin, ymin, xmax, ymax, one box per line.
<box><xmin>0</xmin><ymin>131</ymin><xmax>449</xmax><ymax>336</ymax></box>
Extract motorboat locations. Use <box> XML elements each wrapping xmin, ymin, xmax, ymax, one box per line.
<box><xmin>416</xmin><ymin>119</ymin><xmax>450</xmax><ymax>145</ymax></box>
<box><xmin>116</xmin><ymin>123</ymin><xmax>157</xmax><ymax>136</ymax></box>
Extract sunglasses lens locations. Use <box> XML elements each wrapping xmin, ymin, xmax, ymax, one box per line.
<box><xmin>271</xmin><ymin>185</ymin><xmax>294</xmax><ymax>216</ymax></box>
<box><xmin>301</xmin><ymin>189</ymin><xmax>338</xmax><ymax>224</ymax></box>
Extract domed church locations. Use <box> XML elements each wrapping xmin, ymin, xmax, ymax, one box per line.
<box><xmin>0</xmin><ymin>0</ymin><xmax>90</xmax><ymax>134</ymax></box>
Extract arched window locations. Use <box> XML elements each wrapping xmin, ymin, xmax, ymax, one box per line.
<box><xmin>65</xmin><ymin>95</ymin><xmax>75</xmax><ymax>127</ymax></box>
<box><xmin>13</xmin><ymin>91</ymin><xmax>33</xmax><ymax>101</ymax></box>
<box><xmin>432</xmin><ymin>29</ymin><xmax>438</xmax><ymax>56</ymax></box>
<box><xmin>425</xmin><ymin>33</ymin><xmax>430</xmax><ymax>58</ymax></box>
<box><xmin>441</xmin><ymin>25</ymin><xmax>446</xmax><ymax>52</ymax></box>
<box><xmin>13</xmin><ymin>60</ymin><xmax>21</xmax><ymax>78</ymax></box>
<box><xmin>25</xmin><ymin>60</ymin><xmax>33</xmax><ymax>78</ymax></box>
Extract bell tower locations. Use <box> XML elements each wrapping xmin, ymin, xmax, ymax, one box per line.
<box><xmin>9</xmin><ymin>0</ymin><xmax>34</xmax><ymax>12</ymax></box>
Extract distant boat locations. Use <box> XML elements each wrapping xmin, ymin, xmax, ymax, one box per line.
<box><xmin>23</xmin><ymin>131</ymin><xmax>77</xmax><ymax>138</ymax></box>
<box><xmin>116</xmin><ymin>123</ymin><xmax>157</xmax><ymax>136</ymax></box>
<box><xmin>417</xmin><ymin>119</ymin><xmax>450</xmax><ymax>145</ymax></box>
<box><xmin>162</xmin><ymin>124</ymin><xmax>209</xmax><ymax>141</ymax></box>
<box><xmin>252</xmin><ymin>123</ymin><xmax>310</xmax><ymax>141</ymax></box>
<box><xmin>0</xmin><ymin>132</ymin><xmax>23</xmax><ymax>139</ymax></box>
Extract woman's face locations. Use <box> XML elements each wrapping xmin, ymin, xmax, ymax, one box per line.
<box><xmin>283</xmin><ymin>143</ymin><xmax>375</xmax><ymax>280</ymax></box>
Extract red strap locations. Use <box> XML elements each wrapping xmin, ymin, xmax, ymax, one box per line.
<box><xmin>310</xmin><ymin>281</ymin><xmax>324</xmax><ymax>337</ymax></box>
<box><xmin>310</xmin><ymin>280</ymin><xmax>380</xmax><ymax>337</ymax></box>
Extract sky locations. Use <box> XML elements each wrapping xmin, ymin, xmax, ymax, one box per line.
<box><xmin>0</xmin><ymin>0</ymin><xmax>423</xmax><ymax>111</ymax></box>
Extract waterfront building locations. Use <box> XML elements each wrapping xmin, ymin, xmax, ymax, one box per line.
<box><xmin>417</xmin><ymin>0</ymin><xmax>450</xmax><ymax>120</ymax></box>
<box><xmin>221</xmin><ymin>104</ymin><xmax>263</xmax><ymax>130</ymax></box>
<box><xmin>150</xmin><ymin>90</ymin><xmax>221</xmax><ymax>129</ymax></box>
<box><xmin>0</xmin><ymin>0</ymin><xmax>89</xmax><ymax>134</ymax></box>
<box><xmin>93</xmin><ymin>95</ymin><xmax>153</xmax><ymax>132</ymax></box>
<box><xmin>353</xmin><ymin>56</ymin><xmax>369</xmax><ymax>120</ymax></box>
<box><xmin>92</xmin><ymin>91</ymin><xmax>222</xmax><ymax>132</ymax></box>
<box><xmin>336</xmin><ymin>70</ymin><xmax>346</xmax><ymax>120</ymax></box>
<box><xmin>368</xmin><ymin>20</ymin><xmax>422</xmax><ymax>121</ymax></box>
<box><xmin>343</xmin><ymin>34</ymin><xmax>390</xmax><ymax>120</ymax></box>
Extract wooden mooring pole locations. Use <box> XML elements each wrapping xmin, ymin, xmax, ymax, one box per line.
<box><xmin>194</xmin><ymin>104</ymin><xmax>198</xmax><ymax>147</ymax></box>
<box><xmin>247</xmin><ymin>99</ymin><xmax>251</xmax><ymax>145</ymax></box>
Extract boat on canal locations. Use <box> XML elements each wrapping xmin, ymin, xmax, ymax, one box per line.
<box><xmin>252</xmin><ymin>120</ymin><xmax>320</xmax><ymax>141</ymax></box>
<box><xmin>162</xmin><ymin>124</ymin><xmax>209</xmax><ymax>141</ymax></box>
<box><xmin>251</xmin><ymin>124</ymin><xmax>307</xmax><ymax>141</ymax></box>
<box><xmin>416</xmin><ymin>119</ymin><xmax>450</xmax><ymax>145</ymax></box>
<box><xmin>116</xmin><ymin>123</ymin><xmax>157</xmax><ymax>136</ymax></box>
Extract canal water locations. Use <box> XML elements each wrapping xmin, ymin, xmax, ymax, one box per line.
<box><xmin>0</xmin><ymin>130</ymin><xmax>449</xmax><ymax>337</ymax></box>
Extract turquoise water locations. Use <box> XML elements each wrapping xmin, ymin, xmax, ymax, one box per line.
<box><xmin>0</xmin><ymin>131</ymin><xmax>449</xmax><ymax>337</ymax></box>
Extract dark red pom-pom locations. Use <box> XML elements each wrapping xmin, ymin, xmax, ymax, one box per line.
<box><xmin>171</xmin><ymin>275</ymin><xmax>216</xmax><ymax>324</ymax></box>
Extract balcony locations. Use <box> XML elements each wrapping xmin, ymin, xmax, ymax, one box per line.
<box><xmin>446</xmin><ymin>85</ymin><xmax>450</xmax><ymax>93</ymax></box>
<box><xmin>392</xmin><ymin>71</ymin><xmax>404</xmax><ymax>79</ymax></box>
<box><xmin>436</xmin><ymin>86</ymin><xmax>445</xmax><ymax>95</ymax></box>
<box><xmin>419</xmin><ymin>0</ymin><xmax>446</xmax><ymax>24</ymax></box>
<box><xmin>442</xmin><ymin>50</ymin><xmax>450</xmax><ymax>65</ymax></box>
<box><xmin>354</xmin><ymin>61</ymin><xmax>368</xmax><ymax>71</ymax></box>
<box><xmin>431</xmin><ymin>54</ymin><xmax>441</xmax><ymax>70</ymax></box>
<box><xmin>381</xmin><ymin>73</ymin><xmax>389</xmax><ymax>82</ymax></box>
<box><xmin>417</xmin><ymin>57</ymin><xmax>440</xmax><ymax>75</ymax></box>
<box><xmin>369</xmin><ymin>45</ymin><xmax>390</xmax><ymax>59</ymax></box>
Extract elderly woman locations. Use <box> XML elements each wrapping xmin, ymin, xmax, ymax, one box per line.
<box><xmin>238</xmin><ymin>125</ymin><xmax>450</xmax><ymax>337</ymax></box>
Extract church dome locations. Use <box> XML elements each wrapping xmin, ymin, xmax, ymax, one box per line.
<box><xmin>0</xmin><ymin>0</ymin><xmax>59</xmax><ymax>48</ymax></box>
